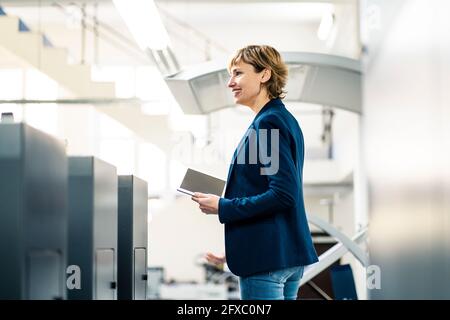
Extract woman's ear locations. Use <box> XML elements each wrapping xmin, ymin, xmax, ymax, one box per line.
<box><xmin>261</xmin><ymin>69</ymin><xmax>271</xmax><ymax>83</ymax></box>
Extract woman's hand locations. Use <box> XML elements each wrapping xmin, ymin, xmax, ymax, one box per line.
<box><xmin>192</xmin><ymin>192</ymin><xmax>220</xmax><ymax>215</ymax></box>
<box><xmin>205</xmin><ymin>252</ymin><xmax>226</xmax><ymax>266</ymax></box>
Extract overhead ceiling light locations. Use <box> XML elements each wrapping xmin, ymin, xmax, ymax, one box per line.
<box><xmin>317</xmin><ymin>9</ymin><xmax>335</xmax><ymax>41</ymax></box>
<box><xmin>113</xmin><ymin>0</ymin><xmax>170</xmax><ymax>50</ymax></box>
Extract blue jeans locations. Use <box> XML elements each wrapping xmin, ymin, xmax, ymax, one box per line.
<box><xmin>239</xmin><ymin>265</ymin><xmax>305</xmax><ymax>300</ymax></box>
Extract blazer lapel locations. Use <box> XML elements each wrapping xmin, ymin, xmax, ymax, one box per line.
<box><xmin>225</xmin><ymin>125</ymin><xmax>253</xmax><ymax>187</ymax></box>
<box><xmin>224</xmin><ymin>99</ymin><xmax>282</xmax><ymax>193</ymax></box>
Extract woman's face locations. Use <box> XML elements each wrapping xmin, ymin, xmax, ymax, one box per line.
<box><xmin>227</xmin><ymin>61</ymin><xmax>266</xmax><ymax>107</ymax></box>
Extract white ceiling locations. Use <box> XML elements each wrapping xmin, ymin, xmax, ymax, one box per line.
<box><xmin>158</xmin><ymin>2</ymin><xmax>333</xmax><ymax>24</ymax></box>
<box><xmin>0</xmin><ymin>0</ymin><xmax>360</xmax><ymax>67</ymax></box>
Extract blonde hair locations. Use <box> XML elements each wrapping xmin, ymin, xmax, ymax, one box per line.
<box><xmin>228</xmin><ymin>45</ymin><xmax>288</xmax><ymax>99</ymax></box>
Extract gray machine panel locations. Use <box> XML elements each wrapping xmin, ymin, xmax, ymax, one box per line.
<box><xmin>133</xmin><ymin>248</ymin><xmax>147</xmax><ymax>300</ymax></box>
<box><xmin>0</xmin><ymin>123</ymin><xmax>68</xmax><ymax>300</ymax></box>
<box><xmin>117</xmin><ymin>175</ymin><xmax>148</xmax><ymax>300</ymax></box>
<box><xmin>28</xmin><ymin>250</ymin><xmax>62</xmax><ymax>300</ymax></box>
<box><xmin>95</xmin><ymin>249</ymin><xmax>115</xmax><ymax>300</ymax></box>
<box><xmin>67</xmin><ymin>157</ymin><xmax>118</xmax><ymax>300</ymax></box>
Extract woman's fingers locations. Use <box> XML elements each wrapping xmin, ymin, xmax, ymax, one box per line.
<box><xmin>206</xmin><ymin>256</ymin><xmax>221</xmax><ymax>265</ymax></box>
<box><xmin>192</xmin><ymin>195</ymin><xmax>209</xmax><ymax>204</ymax></box>
<box><xmin>205</xmin><ymin>253</ymin><xmax>218</xmax><ymax>262</ymax></box>
<box><xmin>194</xmin><ymin>194</ymin><xmax>218</xmax><ymax>214</ymax></box>
<box><xmin>199</xmin><ymin>204</ymin><xmax>213</xmax><ymax>213</ymax></box>
<box><xmin>192</xmin><ymin>192</ymin><xmax>204</xmax><ymax>202</ymax></box>
<box><xmin>194</xmin><ymin>192</ymin><xmax>208</xmax><ymax>198</ymax></box>
<box><xmin>205</xmin><ymin>252</ymin><xmax>225</xmax><ymax>265</ymax></box>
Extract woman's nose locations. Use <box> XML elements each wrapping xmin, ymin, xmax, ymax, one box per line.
<box><xmin>227</xmin><ymin>77</ymin><xmax>235</xmax><ymax>88</ymax></box>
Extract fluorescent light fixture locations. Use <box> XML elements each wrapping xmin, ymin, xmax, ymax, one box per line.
<box><xmin>113</xmin><ymin>0</ymin><xmax>170</xmax><ymax>50</ymax></box>
<box><xmin>317</xmin><ymin>9</ymin><xmax>335</xmax><ymax>41</ymax></box>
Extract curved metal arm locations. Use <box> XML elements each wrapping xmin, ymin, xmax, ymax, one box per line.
<box><xmin>300</xmin><ymin>228</ymin><xmax>367</xmax><ymax>286</ymax></box>
<box><xmin>307</xmin><ymin>214</ymin><xmax>369</xmax><ymax>267</ymax></box>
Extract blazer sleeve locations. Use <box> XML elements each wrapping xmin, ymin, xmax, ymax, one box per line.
<box><xmin>218</xmin><ymin>114</ymin><xmax>300</xmax><ymax>224</ymax></box>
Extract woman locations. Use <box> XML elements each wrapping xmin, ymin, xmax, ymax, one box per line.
<box><xmin>192</xmin><ymin>45</ymin><xmax>318</xmax><ymax>300</ymax></box>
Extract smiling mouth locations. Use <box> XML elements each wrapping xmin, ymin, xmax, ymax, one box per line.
<box><xmin>232</xmin><ymin>89</ymin><xmax>241</xmax><ymax>97</ymax></box>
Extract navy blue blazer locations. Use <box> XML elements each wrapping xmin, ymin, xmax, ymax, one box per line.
<box><xmin>218</xmin><ymin>98</ymin><xmax>318</xmax><ymax>277</ymax></box>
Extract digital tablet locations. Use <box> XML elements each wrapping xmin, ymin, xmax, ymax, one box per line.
<box><xmin>177</xmin><ymin>168</ymin><xmax>226</xmax><ymax>197</ymax></box>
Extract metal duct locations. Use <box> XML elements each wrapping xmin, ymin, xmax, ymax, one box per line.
<box><xmin>165</xmin><ymin>52</ymin><xmax>362</xmax><ymax>114</ymax></box>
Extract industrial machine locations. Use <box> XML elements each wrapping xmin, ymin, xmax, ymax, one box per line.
<box><xmin>67</xmin><ymin>156</ymin><xmax>118</xmax><ymax>300</ymax></box>
<box><xmin>117</xmin><ymin>175</ymin><xmax>148</xmax><ymax>300</ymax></box>
<box><xmin>0</xmin><ymin>122</ymin><xmax>68</xmax><ymax>299</ymax></box>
